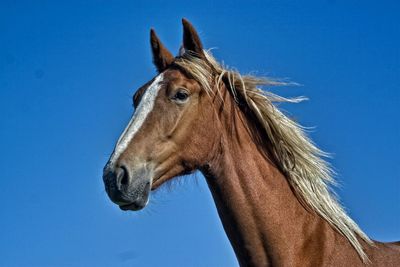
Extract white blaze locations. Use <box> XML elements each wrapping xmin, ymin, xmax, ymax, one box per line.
<box><xmin>109</xmin><ymin>73</ymin><xmax>164</xmax><ymax>165</ymax></box>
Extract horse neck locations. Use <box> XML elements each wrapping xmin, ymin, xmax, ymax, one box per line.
<box><xmin>201</xmin><ymin>95</ymin><xmax>348</xmax><ymax>266</ymax></box>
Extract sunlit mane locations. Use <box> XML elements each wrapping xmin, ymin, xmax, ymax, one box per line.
<box><xmin>174</xmin><ymin>50</ymin><xmax>373</xmax><ymax>262</ymax></box>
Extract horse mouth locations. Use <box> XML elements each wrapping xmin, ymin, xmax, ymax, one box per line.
<box><xmin>118</xmin><ymin>188</ymin><xmax>150</xmax><ymax>211</ymax></box>
<box><xmin>119</xmin><ymin>201</ymin><xmax>145</xmax><ymax>211</ymax></box>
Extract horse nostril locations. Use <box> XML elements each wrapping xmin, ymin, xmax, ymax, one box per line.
<box><xmin>120</xmin><ymin>166</ymin><xmax>130</xmax><ymax>185</ymax></box>
<box><xmin>116</xmin><ymin>166</ymin><xmax>130</xmax><ymax>189</ymax></box>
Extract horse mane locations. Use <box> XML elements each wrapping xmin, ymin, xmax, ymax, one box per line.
<box><xmin>174</xmin><ymin>50</ymin><xmax>373</xmax><ymax>262</ymax></box>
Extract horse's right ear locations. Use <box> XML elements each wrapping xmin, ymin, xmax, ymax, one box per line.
<box><xmin>150</xmin><ymin>29</ymin><xmax>174</xmax><ymax>72</ymax></box>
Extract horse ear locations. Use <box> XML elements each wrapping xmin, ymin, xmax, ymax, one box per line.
<box><xmin>150</xmin><ymin>29</ymin><xmax>174</xmax><ymax>72</ymax></box>
<box><xmin>182</xmin><ymin>18</ymin><xmax>205</xmax><ymax>58</ymax></box>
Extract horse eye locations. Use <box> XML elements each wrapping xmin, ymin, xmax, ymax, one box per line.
<box><xmin>172</xmin><ymin>90</ymin><xmax>189</xmax><ymax>102</ymax></box>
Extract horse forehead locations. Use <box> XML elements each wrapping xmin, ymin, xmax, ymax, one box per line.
<box><xmin>133</xmin><ymin>72</ymin><xmax>174</xmax><ymax>106</ymax></box>
<box><xmin>163</xmin><ymin>68</ymin><xmax>186</xmax><ymax>82</ymax></box>
<box><xmin>163</xmin><ymin>68</ymin><xmax>201</xmax><ymax>90</ymax></box>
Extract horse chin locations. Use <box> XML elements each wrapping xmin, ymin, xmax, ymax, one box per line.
<box><xmin>118</xmin><ymin>192</ymin><xmax>150</xmax><ymax>211</ymax></box>
<box><xmin>119</xmin><ymin>200</ymin><xmax>147</xmax><ymax>211</ymax></box>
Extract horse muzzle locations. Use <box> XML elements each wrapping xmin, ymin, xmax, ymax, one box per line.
<box><xmin>103</xmin><ymin>163</ymin><xmax>152</xmax><ymax>211</ymax></box>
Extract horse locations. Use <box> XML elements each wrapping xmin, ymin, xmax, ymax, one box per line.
<box><xmin>102</xmin><ymin>19</ymin><xmax>400</xmax><ymax>266</ymax></box>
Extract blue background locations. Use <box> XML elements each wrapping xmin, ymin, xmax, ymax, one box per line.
<box><xmin>1</xmin><ymin>1</ymin><xmax>399</xmax><ymax>266</ymax></box>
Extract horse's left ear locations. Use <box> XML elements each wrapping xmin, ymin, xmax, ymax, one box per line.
<box><xmin>150</xmin><ymin>29</ymin><xmax>174</xmax><ymax>72</ymax></box>
<box><xmin>182</xmin><ymin>18</ymin><xmax>205</xmax><ymax>58</ymax></box>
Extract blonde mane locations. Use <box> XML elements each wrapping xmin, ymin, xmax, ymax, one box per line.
<box><xmin>174</xmin><ymin>50</ymin><xmax>373</xmax><ymax>262</ymax></box>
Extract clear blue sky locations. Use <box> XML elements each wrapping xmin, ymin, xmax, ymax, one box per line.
<box><xmin>1</xmin><ymin>1</ymin><xmax>399</xmax><ymax>266</ymax></box>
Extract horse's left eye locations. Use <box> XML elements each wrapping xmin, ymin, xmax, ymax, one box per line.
<box><xmin>172</xmin><ymin>90</ymin><xmax>189</xmax><ymax>102</ymax></box>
